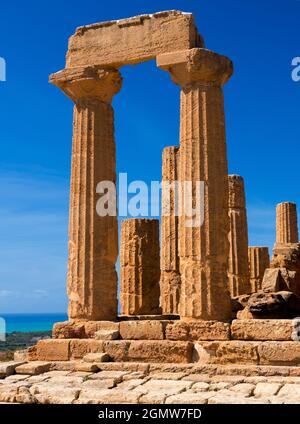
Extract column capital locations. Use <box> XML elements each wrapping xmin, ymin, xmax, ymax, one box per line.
<box><xmin>157</xmin><ymin>48</ymin><xmax>233</xmax><ymax>87</ymax></box>
<box><xmin>49</xmin><ymin>66</ymin><xmax>122</xmax><ymax>103</ymax></box>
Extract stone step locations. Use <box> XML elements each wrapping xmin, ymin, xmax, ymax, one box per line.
<box><xmin>31</xmin><ymin>339</ymin><xmax>193</xmax><ymax>363</ymax></box>
<box><xmin>29</xmin><ymin>338</ymin><xmax>300</xmax><ymax>367</ymax></box>
<box><xmin>0</xmin><ymin>361</ymin><xmax>26</xmax><ymax>378</ymax></box>
<box><xmin>5</xmin><ymin>360</ymin><xmax>300</xmax><ymax>379</ymax></box>
<box><xmin>52</xmin><ymin>319</ymin><xmax>299</xmax><ymax>342</ymax></box>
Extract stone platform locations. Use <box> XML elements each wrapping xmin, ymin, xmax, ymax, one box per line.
<box><xmin>8</xmin><ymin>318</ymin><xmax>299</xmax><ymax>404</ymax></box>
<box><xmin>2</xmin><ymin>360</ymin><xmax>300</xmax><ymax>404</ymax></box>
<box><xmin>22</xmin><ymin>319</ymin><xmax>300</xmax><ymax>367</ymax></box>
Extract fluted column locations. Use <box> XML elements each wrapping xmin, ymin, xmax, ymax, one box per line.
<box><xmin>160</xmin><ymin>146</ymin><xmax>181</xmax><ymax>314</ymax></box>
<box><xmin>228</xmin><ymin>175</ymin><xmax>250</xmax><ymax>296</ymax></box>
<box><xmin>276</xmin><ymin>202</ymin><xmax>298</xmax><ymax>245</ymax></box>
<box><xmin>120</xmin><ymin>219</ymin><xmax>160</xmax><ymax>315</ymax></box>
<box><xmin>50</xmin><ymin>66</ymin><xmax>122</xmax><ymax>320</ymax></box>
<box><xmin>248</xmin><ymin>247</ymin><xmax>270</xmax><ymax>292</ymax></box>
<box><xmin>157</xmin><ymin>49</ymin><xmax>233</xmax><ymax>320</ymax></box>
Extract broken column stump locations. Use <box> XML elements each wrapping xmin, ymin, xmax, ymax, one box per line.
<box><xmin>120</xmin><ymin>219</ymin><xmax>161</xmax><ymax>315</ymax></box>
<box><xmin>228</xmin><ymin>175</ymin><xmax>251</xmax><ymax>297</ymax></box>
<box><xmin>248</xmin><ymin>246</ymin><xmax>270</xmax><ymax>292</ymax></box>
<box><xmin>160</xmin><ymin>146</ymin><xmax>181</xmax><ymax>315</ymax></box>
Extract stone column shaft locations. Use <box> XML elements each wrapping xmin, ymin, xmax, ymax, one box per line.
<box><xmin>158</xmin><ymin>48</ymin><xmax>233</xmax><ymax>320</ymax></box>
<box><xmin>276</xmin><ymin>202</ymin><xmax>298</xmax><ymax>245</ymax></box>
<box><xmin>248</xmin><ymin>246</ymin><xmax>270</xmax><ymax>292</ymax></box>
<box><xmin>120</xmin><ymin>219</ymin><xmax>160</xmax><ymax>315</ymax></box>
<box><xmin>160</xmin><ymin>146</ymin><xmax>181</xmax><ymax>314</ymax></box>
<box><xmin>228</xmin><ymin>175</ymin><xmax>250</xmax><ymax>296</ymax></box>
<box><xmin>50</xmin><ymin>66</ymin><xmax>122</xmax><ymax>320</ymax></box>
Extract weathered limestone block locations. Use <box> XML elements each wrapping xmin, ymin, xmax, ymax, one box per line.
<box><xmin>157</xmin><ymin>48</ymin><xmax>233</xmax><ymax>320</ymax></box>
<box><xmin>231</xmin><ymin>320</ymin><xmax>293</xmax><ymax>341</ymax></box>
<box><xmin>258</xmin><ymin>342</ymin><xmax>300</xmax><ymax>365</ymax></box>
<box><xmin>128</xmin><ymin>340</ymin><xmax>193</xmax><ymax>363</ymax></box>
<box><xmin>166</xmin><ymin>392</ymin><xmax>213</xmax><ymax>404</ymax></box>
<box><xmin>83</xmin><ymin>353</ymin><xmax>110</xmax><ymax>363</ymax></box>
<box><xmin>36</xmin><ymin>339</ymin><xmax>70</xmax><ymax>361</ymax></box>
<box><xmin>271</xmin><ymin>244</ymin><xmax>300</xmax><ymax>270</ymax></box>
<box><xmin>193</xmin><ymin>341</ymin><xmax>260</xmax><ymax>365</ymax></box>
<box><xmin>0</xmin><ymin>385</ymin><xmax>19</xmax><ymax>403</ymax></box>
<box><xmin>102</xmin><ymin>341</ymin><xmax>130</xmax><ymax>362</ymax></box>
<box><xmin>228</xmin><ymin>175</ymin><xmax>250</xmax><ymax>296</ymax></box>
<box><xmin>94</xmin><ymin>330</ymin><xmax>119</xmax><ymax>340</ymax></box>
<box><xmin>13</xmin><ymin>350</ymin><xmax>29</xmax><ymax>362</ymax></box>
<box><xmin>77</xmin><ymin>388</ymin><xmax>140</xmax><ymax>404</ymax></box>
<box><xmin>248</xmin><ymin>246</ymin><xmax>270</xmax><ymax>292</ymax></box>
<box><xmin>275</xmin><ymin>202</ymin><xmax>298</xmax><ymax>245</ymax></box>
<box><xmin>277</xmin><ymin>384</ymin><xmax>300</xmax><ymax>400</ymax></box>
<box><xmin>119</xmin><ymin>320</ymin><xmax>167</xmax><ymax>340</ymax></box>
<box><xmin>140</xmin><ymin>379</ymin><xmax>192</xmax><ymax>399</ymax></box>
<box><xmin>262</xmin><ymin>267</ymin><xmax>300</xmax><ymax>294</ymax></box>
<box><xmin>50</xmin><ymin>66</ymin><xmax>122</xmax><ymax>321</ymax></box>
<box><xmin>74</xmin><ymin>363</ymin><xmax>99</xmax><ymax>373</ymax></box>
<box><xmin>66</xmin><ymin>11</ymin><xmax>203</xmax><ymax>68</ymax></box>
<box><xmin>53</xmin><ymin>320</ymin><xmax>120</xmax><ymax>339</ymax></box>
<box><xmin>30</xmin><ymin>384</ymin><xmax>80</xmax><ymax>404</ymax></box>
<box><xmin>254</xmin><ymin>382</ymin><xmax>282</xmax><ymax>397</ymax></box>
<box><xmin>268</xmin><ymin>242</ymin><xmax>300</xmax><ymax>296</ymax></box>
<box><xmin>82</xmin><ymin>379</ymin><xmax>115</xmax><ymax>389</ymax></box>
<box><xmin>160</xmin><ymin>146</ymin><xmax>181</xmax><ymax>315</ymax></box>
<box><xmin>120</xmin><ymin>219</ymin><xmax>161</xmax><ymax>315</ymax></box>
<box><xmin>214</xmin><ymin>341</ymin><xmax>260</xmax><ymax>365</ymax></box>
<box><xmin>69</xmin><ymin>339</ymin><xmax>104</xmax><ymax>359</ymax></box>
<box><xmin>15</xmin><ymin>362</ymin><xmax>51</xmax><ymax>376</ymax></box>
<box><xmin>0</xmin><ymin>362</ymin><xmax>26</xmax><ymax>378</ymax></box>
<box><xmin>262</xmin><ymin>268</ymin><xmax>285</xmax><ymax>293</ymax></box>
<box><xmin>166</xmin><ymin>321</ymin><xmax>231</xmax><ymax>341</ymax></box>
<box><xmin>52</xmin><ymin>321</ymin><xmax>85</xmax><ymax>339</ymax></box>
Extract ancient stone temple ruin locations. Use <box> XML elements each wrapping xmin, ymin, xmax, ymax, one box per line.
<box><xmin>30</xmin><ymin>9</ymin><xmax>300</xmax><ymax>360</ymax></box>
<box><xmin>3</xmin><ymin>13</ymin><xmax>300</xmax><ymax>397</ymax></box>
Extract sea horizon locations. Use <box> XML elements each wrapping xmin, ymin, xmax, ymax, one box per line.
<box><xmin>1</xmin><ymin>313</ymin><xmax>68</xmax><ymax>333</ymax></box>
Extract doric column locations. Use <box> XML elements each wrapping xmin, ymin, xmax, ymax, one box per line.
<box><xmin>49</xmin><ymin>66</ymin><xmax>122</xmax><ymax>320</ymax></box>
<box><xmin>157</xmin><ymin>49</ymin><xmax>233</xmax><ymax>320</ymax></box>
<box><xmin>120</xmin><ymin>219</ymin><xmax>161</xmax><ymax>315</ymax></box>
<box><xmin>276</xmin><ymin>202</ymin><xmax>299</xmax><ymax>245</ymax></box>
<box><xmin>228</xmin><ymin>175</ymin><xmax>250</xmax><ymax>296</ymax></box>
<box><xmin>160</xmin><ymin>146</ymin><xmax>181</xmax><ymax>314</ymax></box>
<box><xmin>248</xmin><ymin>246</ymin><xmax>270</xmax><ymax>292</ymax></box>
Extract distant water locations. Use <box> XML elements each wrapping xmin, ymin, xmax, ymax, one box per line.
<box><xmin>1</xmin><ymin>313</ymin><xmax>68</xmax><ymax>333</ymax></box>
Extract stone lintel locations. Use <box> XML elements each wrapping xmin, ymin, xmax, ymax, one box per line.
<box><xmin>66</xmin><ymin>11</ymin><xmax>203</xmax><ymax>68</ymax></box>
<box><xmin>157</xmin><ymin>48</ymin><xmax>233</xmax><ymax>86</ymax></box>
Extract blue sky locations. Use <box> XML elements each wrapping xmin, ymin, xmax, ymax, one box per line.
<box><xmin>0</xmin><ymin>0</ymin><xmax>299</xmax><ymax>313</ymax></box>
